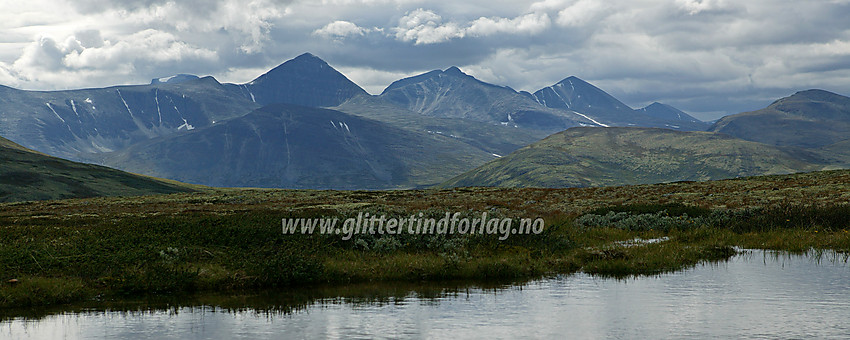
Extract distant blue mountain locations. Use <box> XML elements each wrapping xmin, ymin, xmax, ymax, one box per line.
<box><xmin>637</xmin><ymin>102</ymin><xmax>703</xmax><ymax>124</ymax></box>
<box><xmin>96</xmin><ymin>104</ymin><xmax>498</xmax><ymax>189</ymax></box>
<box><xmin>0</xmin><ymin>76</ymin><xmax>258</xmax><ymax>160</ymax></box>
<box><xmin>531</xmin><ymin>76</ymin><xmax>708</xmax><ymax>131</ymax></box>
<box><xmin>235</xmin><ymin>53</ymin><xmax>368</xmax><ymax>107</ymax></box>
<box><xmin>378</xmin><ymin>67</ymin><xmax>604</xmax><ymax>132</ymax></box>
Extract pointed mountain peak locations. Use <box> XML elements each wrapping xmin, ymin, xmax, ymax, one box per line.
<box><xmin>290</xmin><ymin>52</ymin><xmax>326</xmax><ymax>64</ymax></box>
<box><xmin>381</xmin><ymin>68</ymin><xmax>477</xmax><ymax>94</ymax></box>
<box><xmin>638</xmin><ymin>102</ymin><xmax>702</xmax><ymax>123</ymax></box>
<box><xmin>550</xmin><ymin>76</ymin><xmax>602</xmax><ymax>93</ymax></box>
<box><xmin>381</xmin><ymin>66</ymin><xmax>506</xmax><ymax>95</ymax></box>
<box><xmin>558</xmin><ymin>76</ymin><xmax>588</xmax><ymax>85</ymax></box>
<box><xmin>245</xmin><ymin>53</ymin><xmax>367</xmax><ymax>107</ymax></box>
<box><xmin>533</xmin><ymin>76</ymin><xmax>631</xmax><ymax>114</ymax></box>
<box><xmin>444</xmin><ymin>66</ymin><xmax>466</xmax><ymax>76</ymax></box>
<box><xmin>261</xmin><ymin>52</ymin><xmax>332</xmax><ymax>77</ymax></box>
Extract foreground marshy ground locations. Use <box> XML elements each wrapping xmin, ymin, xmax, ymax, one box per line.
<box><xmin>2</xmin><ymin>170</ymin><xmax>850</xmax><ymax>310</ymax></box>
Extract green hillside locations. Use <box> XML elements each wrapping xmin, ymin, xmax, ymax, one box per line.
<box><xmin>440</xmin><ymin>127</ymin><xmax>825</xmax><ymax>188</ymax></box>
<box><xmin>0</xmin><ymin>136</ymin><xmax>194</xmax><ymax>202</ymax></box>
<box><xmin>818</xmin><ymin>139</ymin><xmax>850</xmax><ymax>168</ymax></box>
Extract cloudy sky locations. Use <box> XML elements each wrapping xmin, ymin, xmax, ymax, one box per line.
<box><xmin>2</xmin><ymin>0</ymin><xmax>849</xmax><ymax>120</ymax></box>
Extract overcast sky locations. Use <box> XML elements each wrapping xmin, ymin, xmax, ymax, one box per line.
<box><xmin>2</xmin><ymin>0</ymin><xmax>849</xmax><ymax>120</ymax></box>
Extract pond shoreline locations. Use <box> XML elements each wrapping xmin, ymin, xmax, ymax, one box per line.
<box><xmin>4</xmin><ymin>249</ymin><xmax>849</xmax><ymax>340</ymax></box>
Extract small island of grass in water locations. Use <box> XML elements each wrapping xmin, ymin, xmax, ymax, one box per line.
<box><xmin>2</xmin><ymin>170</ymin><xmax>850</xmax><ymax>311</ymax></box>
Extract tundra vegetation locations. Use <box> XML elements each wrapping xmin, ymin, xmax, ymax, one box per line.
<box><xmin>2</xmin><ymin>170</ymin><xmax>849</xmax><ymax>311</ymax></box>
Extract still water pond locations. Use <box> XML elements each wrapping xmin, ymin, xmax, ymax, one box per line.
<box><xmin>3</xmin><ymin>250</ymin><xmax>849</xmax><ymax>339</ymax></box>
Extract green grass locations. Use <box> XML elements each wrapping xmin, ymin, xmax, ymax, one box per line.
<box><xmin>439</xmin><ymin>127</ymin><xmax>826</xmax><ymax>188</ymax></box>
<box><xmin>0</xmin><ymin>277</ymin><xmax>89</xmax><ymax>309</ymax></box>
<box><xmin>0</xmin><ymin>136</ymin><xmax>198</xmax><ymax>203</ymax></box>
<box><xmin>2</xmin><ymin>170</ymin><xmax>850</xmax><ymax>310</ymax></box>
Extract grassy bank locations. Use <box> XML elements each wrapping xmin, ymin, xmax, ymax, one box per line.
<box><xmin>2</xmin><ymin>170</ymin><xmax>850</xmax><ymax>310</ymax></box>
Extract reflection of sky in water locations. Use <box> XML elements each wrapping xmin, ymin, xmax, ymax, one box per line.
<box><xmin>4</xmin><ymin>251</ymin><xmax>849</xmax><ymax>339</ymax></box>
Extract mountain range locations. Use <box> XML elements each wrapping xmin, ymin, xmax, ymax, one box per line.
<box><xmin>377</xmin><ymin>67</ymin><xmax>599</xmax><ymax>131</ymax></box>
<box><xmin>443</xmin><ymin>89</ymin><xmax>850</xmax><ymax>188</ymax></box>
<box><xmin>529</xmin><ymin>76</ymin><xmax>707</xmax><ymax>130</ymax></box>
<box><xmin>0</xmin><ymin>77</ymin><xmax>258</xmax><ymax>161</ymax></box>
<box><xmin>90</xmin><ymin>104</ymin><xmax>497</xmax><ymax>189</ymax></box>
<box><xmin>0</xmin><ymin>53</ymin><xmax>712</xmax><ymax>190</ymax></box>
<box><xmin>1</xmin><ymin>52</ymin><xmax>848</xmax><ymax>193</ymax></box>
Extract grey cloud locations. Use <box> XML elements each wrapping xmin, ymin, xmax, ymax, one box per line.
<box><xmin>69</xmin><ymin>0</ymin><xmax>170</xmax><ymax>12</ymax></box>
<box><xmin>797</xmin><ymin>57</ymin><xmax>850</xmax><ymax>74</ymax></box>
<box><xmin>68</xmin><ymin>0</ymin><xmax>293</xmax><ymax>14</ymax></box>
<box><xmin>2</xmin><ymin>0</ymin><xmax>850</xmax><ymax>118</ymax></box>
<box><xmin>73</xmin><ymin>30</ymin><xmax>105</xmax><ymax>48</ymax></box>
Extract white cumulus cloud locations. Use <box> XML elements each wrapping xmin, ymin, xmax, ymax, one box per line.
<box><xmin>313</xmin><ymin>21</ymin><xmax>370</xmax><ymax>39</ymax></box>
<box><xmin>467</xmin><ymin>12</ymin><xmax>551</xmax><ymax>36</ymax></box>
<box><xmin>62</xmin><ymin>29</ymin><xmax>218</xmax><ymax>69</ymax></box>
<box><xmin>119</xmin><ymin>0</ymin><xmax>288</xmax><ymax>54</ymax></box>
<box><xmin>675</xmin><ymin>0</ymin><xmax>733</xmax><ymax>15</ymax></box>
<box><xmin>555</xmin><ymin>0</ymin><xmax>609</xmax><ymax>27</ymax></box>
<box><xmin>393</xmin><ymin>8</ymin><xmax>466</xmax><ymax>45</ymax></box>
<box><xmin>7</xmin><ymin>29</ymin><xmax>217</xmax><ymax>88</ymax></box>
<box><xmin>392</xmin><ymin>8</ymin><xmax>554</xmax><ymax>44</ymax></box>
